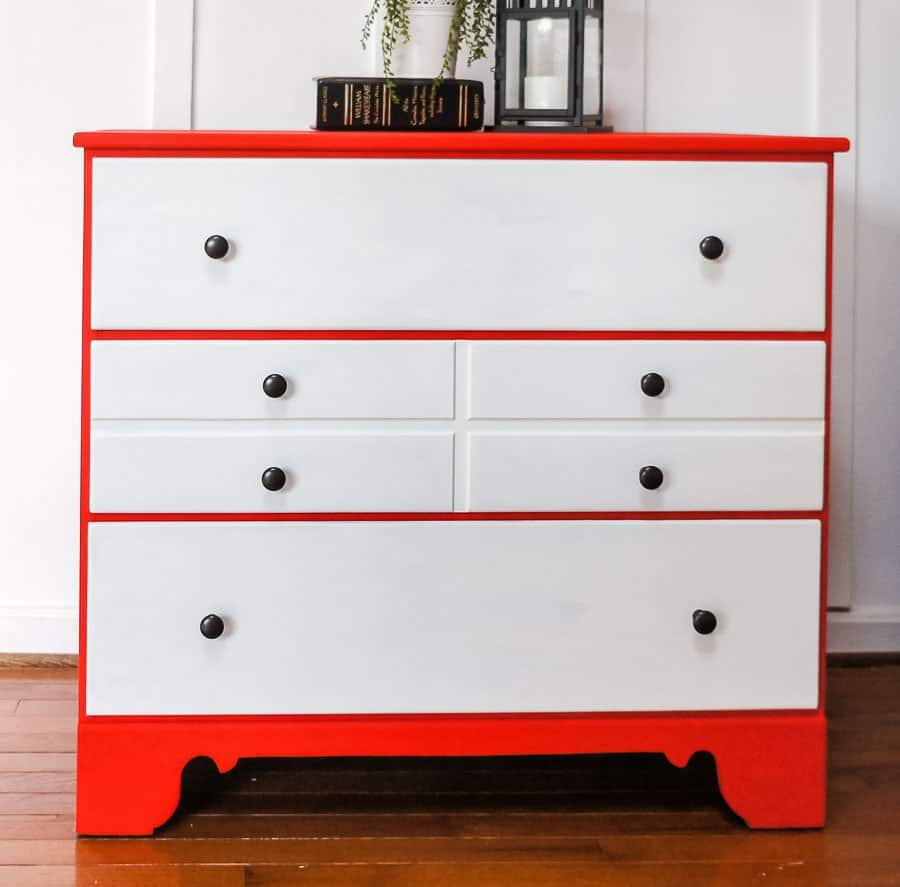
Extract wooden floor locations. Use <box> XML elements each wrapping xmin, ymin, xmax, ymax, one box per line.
<box><xmin>1</xmin><ymin>666</ymin><xmax>899</xmax><ymax>886</ymax></box>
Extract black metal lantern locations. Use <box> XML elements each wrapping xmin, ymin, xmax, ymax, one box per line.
<box><xmin>493</xmin><ymin>0</ymin><xmax>609</xmax><ymax>132</ymax></box>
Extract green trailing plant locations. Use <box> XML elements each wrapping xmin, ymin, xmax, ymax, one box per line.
<box><xmin>362</xmin><ymin>0</ymin><xmax>495</xmax><ymax>100</ymax></box>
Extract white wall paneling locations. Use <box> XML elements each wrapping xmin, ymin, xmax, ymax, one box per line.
<box><xmin>0</xmin><ymin>0</ymin><xmax>153</xmax><ymax>654</ymax></box>
<box><xmin>192</xmin><ymin>0</ymin><xmax>377</xmax><ymax>130</ymax></box>
<box><xmin>151</xmin><ymin>0</ymin><xmax>196</xmax><ymax>128</ymax></box>
<box><xmin>828</xmin><ymin>608</ymin><xmax>900</xmax><ymax>654</ymax></box>
<box><xmin>816</xmin><ymin>0</ymin><xmax>858</xmax><ymax>611</ymax></box>
<box><xmin>601</xmin><ymin>0</ymin><xmax>647</xmax><ymax>131</ymax></box>
<box><xmin>840</xmin><ymin>0</ymin><xmax>900</xmax><ymax>647</ymax></box>
<box><xmin>0</xmin><ymin>605</ymin><xmax>77</xmax><ymax>656</ymax></box>
<box><xmin>644</xmin><ymin>0</ymin><xmax>816</xmax><ymax>135</ymax></box>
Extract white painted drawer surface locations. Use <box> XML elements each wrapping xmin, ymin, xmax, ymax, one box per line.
<box><xmin>90</xmin><ymin>422</ymin><xmax>822</xmax><ymax>513</ymax></box>
<box><xmin>92</xmin><ymin>341</ymin><xmax>454</xmax><ymax>419</ymax></box>
<box><xmin>90</xmin><ymin>430</ymin><xmax>453</xmax><ymax>513</ymax></box>
<box><xmin>86</xmin><ymin>520</ymin><xmax>822</xmax><ymax>716</ymax></box>
<box><xmin>467</xmin><ymin>426</ymin><xmax>824</xmax><ymax>512</ymax></box>
<box><xmin>92</xmin><ymin>339</ymin><xmax>825</xmax><ymax>422</ymax></box>
<box><xmin>468</xmin><ymin>341</ymin><xmax>826</xmax><ymax>419</ymax></box>
<box><xmin>91</xmin><ymin>158</ymin><xmax>827</xmax><ymax>331</ymax></box>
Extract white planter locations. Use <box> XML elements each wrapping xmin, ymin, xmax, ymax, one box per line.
<box><xmin>389</xmin><ymin>0</ymin><xmax>457</xmax><ymax>79</ymax></box>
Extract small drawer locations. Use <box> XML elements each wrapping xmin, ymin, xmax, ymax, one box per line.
<box><xmin>467</xmin><ymin>427</ymin><xmax>824</xmax><ymax>511</ymax></box>
<box><xmin>90</xmin><ymin>430</ymin><xmax>453</xmax><ymax>513</ymax></box>
<box><xmin>91</xmin><ymin>340</ymin><xmax>454</xmax><ymax>419</ymax></box>
<box><xmin>91</xmin><ymin>158</ymin><xmax>826</xmax><ymax>331</ymax></box>
<box><xmin>86</xmin><ymin>519</ymin><xmax>821</xmax><ymax>715</ymax></box>
<box><xmin>469</xmin><ymin>341</ymin><xmax>826</xmax><ymax>420</ymax></box>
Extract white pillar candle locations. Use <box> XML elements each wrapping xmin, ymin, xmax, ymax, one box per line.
<box><xmin>523</xmin><ymin>16</ymin><xmax>569</xmax><ymax>114</ymax></box>
<box><xmin>524</xmin><ymin>75</ymin><xmax>568</xmax><ymax>110</ymax></box>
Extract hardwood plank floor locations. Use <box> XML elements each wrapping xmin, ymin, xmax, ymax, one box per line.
<box><xmin>1</xmin><ymin>666</ymin><xmax>899</xmax><ymax>886</ymax></box>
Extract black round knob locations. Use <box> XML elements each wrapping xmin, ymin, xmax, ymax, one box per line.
<box><xmin>641</xmin><ymin>372</ymin><xmax>666</xmax><ymax>398</ymax></box>
<box><xmin>263</xmin><ymin>373</ymin><xmax>288</xmax><ymax>398</ymax></box>
<box><xmin>200</xmin><ymin>614</ymin><xmax>225</xmax><ymax>639</ymax></box>
<box><xmin>639</xmin><ymin>465</ymin><xmax>664</xmax><ymax>490</ymax></box>
<box><xmin>699</xmin><ymin>235</ymin><xmax>725</xmax><ymax>261</ymax></box>
<box><xmin>692</xmin><ymin>609</ymin><xmax>718</xmax><ymax>635</ymax></box>
<box><xmin>204</xmin><ymin>234</ymin><xmax>229</xmax><ymax>259</ymax></box>
<box><xmin>261</xmin><ymin>466</ymin><xmax>287</xmax><ymax>491</ymax></box>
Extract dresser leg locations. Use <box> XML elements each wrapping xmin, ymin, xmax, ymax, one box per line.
<box><xmin>76</xmin><ymin>721</ymin><xmax>219</xmax><ymax>836</ymax></box>
<box><xmin>699</xmin><ymin>716</ymin><xmax>827</xmax><ymax>828</ymax></box>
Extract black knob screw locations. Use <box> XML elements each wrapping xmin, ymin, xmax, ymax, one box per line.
<box><xmin>204</xmin><ymin>234</ymin><xmax>229</xmax><ymax>259</ymax></box>
<box><xmin>641</xmin><ymin>373</ymin><xmax>666</xmax><ymax>397</ymax></box>
<box><xmin>699</xmin><ymin>235</ymin><xmax>725</xmax><ymax>261</ymax></box>
<box><xmin>200</xmin><ymin>614</ymin><xmax>225</xmax><ymax>639</ymax></box>
<box><xmin>639</xmin><ymin>465</ymin><xmax>664</xmax><ymax>490</ymax></box>
<box><xmin>263</xmin><ymin>373</ymin><xmax>288</xmax><ymax>398</ymax></box>
<box><xmin>261</xmin><ymin>466</ymin><xmax>287</xmax><ymax>491</ymax></box>
<box><xmin>692</xmin><ymin>609</ymin><xmax>718</xmax><ymax>635</ymax></box>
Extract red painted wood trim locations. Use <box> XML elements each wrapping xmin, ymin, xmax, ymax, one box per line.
<box><xmin>73</xmin><ymin>130</ymin><xmax>850</xmax><ymax>156</ymax></box>
<box><xmin>818</xmin><ymin>157</ymin><xmax>836</xmax><ymax>709</ymax></box>
<box><xmin>76</xmin><ymin>712</ymin><xmax>827</xmax><ymax>833</ymax></box>
<box><xmin>87</xmin><ymin>511</ymin><xmax>825</xmax><ymax>522</ymax></box>
<box><xmin>87</xmin><ymin>151</ymin><xmax>843</xmax><ymax>169</ymax></box>
<box><xmin>78</xmin><ymin>151</ymin><xmax>93</xmax><ymax>721</ymax></box>
<box><xmin>83</xmin><ymin>708</ymin><xmax>821</xmax><ymax>725</ymax></box>
<box><xmin>90</xmin><ymin>329</ymin><xmax>828</xmax><ymax>341</ymax></box>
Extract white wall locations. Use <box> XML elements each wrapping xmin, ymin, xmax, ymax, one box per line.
<box><xmin>0</xmin><ymin>0</ymin><xmax>897</xmax><ymax>652</ymax></box>
<box><xmin>830</xmin><ymin>0</ymin><xmax>900</xmax><ymax>650</ymax></box>
<box><xmin>0</xmin><ymin>0</ymin><xmax>152</xmax><ymax>652</ymax></box>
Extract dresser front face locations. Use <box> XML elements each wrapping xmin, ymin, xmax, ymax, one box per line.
<box><xmin>80</xmin><ymin>144</ymin><xmax>832</xmax><ymax>721</ymax></box>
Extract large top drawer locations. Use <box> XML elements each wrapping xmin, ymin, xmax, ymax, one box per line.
<box><xmin>90</xmin><ymin>158</ymin><xmax>827</xmax><ymax>331</ymax></box>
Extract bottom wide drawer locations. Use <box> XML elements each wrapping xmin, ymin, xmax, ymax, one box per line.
<box><xmin>85</xmin><ymin>520</ymin><xmax>822</xmax><ymax>716</ymax></box>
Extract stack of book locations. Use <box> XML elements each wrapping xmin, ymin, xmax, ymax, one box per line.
<box><xmin>315</xmin><ymin>78</ymin><xmax>484</xmax><ymax>132</ymax></box>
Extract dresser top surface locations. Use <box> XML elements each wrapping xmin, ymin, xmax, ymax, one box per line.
<box><xmin>73</xmin><ymin>130</ymin><xmax>850</xmax><ymax>156</ymax></box>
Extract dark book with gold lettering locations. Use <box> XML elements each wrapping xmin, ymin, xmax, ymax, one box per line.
<box><xmin>315</xmin><ymin>78</ymin><xmax>484</xmax><ymax>132</ymax></box>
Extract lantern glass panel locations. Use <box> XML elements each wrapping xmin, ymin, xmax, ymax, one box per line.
<box><xmin>524</xmin><ymin>16</ymin><xmax>570</xmax><ymax>110</ymax></box>
<box><xmin>582</xmin><ymin>13</ymin><xmax>602</xmax><ymax>116</ymax></box>
<box><xmin>503</xmin><ymin>18</ymin><xmax>522</xmax><ymax>109</ymax></box>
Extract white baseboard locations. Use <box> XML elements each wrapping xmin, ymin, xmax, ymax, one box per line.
<box><xmin>1</xmin><ymin>605</ymin><xmax>898</xmax><ymax>656</ymax></box>
<box><xmin>827</xmin><ymin>607</ymin><xmax>900</xmax><ymax>653</ymax></box>
<box><xmin>0</xmin><ymin>605</ymin><xmax>78</xmax><ymax>654</ymax></box>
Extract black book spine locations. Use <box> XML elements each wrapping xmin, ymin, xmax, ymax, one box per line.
<box><xmin>316</xmin><ymin>79</ymin><xmax>484</xmax><ymax>132</ymax></box>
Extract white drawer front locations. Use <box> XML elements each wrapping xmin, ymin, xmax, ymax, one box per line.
<box><xmin>468</xmin><ymin>428</ymin><xmax>824</xmax><ymax>511</ymax></box>
<box><xmin>90</xmin><ymin>431</ymin><xmax>453</xmax><ymax>512</ymax></box>
<box><xmin>92</xmin><ymin>340</ymin><xmax>454</xmax><ymax>419</ymax></box>
<box><xmin>91</xmin><ymin>158</ymin><xmax>826</xmax><ymax>331</ymax></box>
<box><xmin>469</xmin><ymin>341</ymin><xmax>826</xmax><ymax>419</ymax></box>
<box><xmin>86</xmin><ymin>520</ymin><xmax>821</xmax><ymax>715</ymax></box>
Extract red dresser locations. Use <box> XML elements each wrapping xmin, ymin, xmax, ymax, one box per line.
<box><xmin>73</xmin><ymin>131</ymin><xmax>849</xmax><ymax>834</ymax></box>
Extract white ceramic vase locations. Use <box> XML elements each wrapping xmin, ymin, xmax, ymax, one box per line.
<box><xmin>389</xmin><ymin>0</ymin><xmax>458</xmax><ymax>79</ymax></box>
